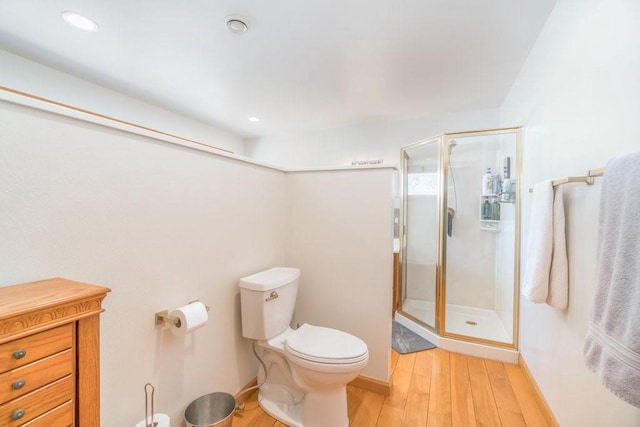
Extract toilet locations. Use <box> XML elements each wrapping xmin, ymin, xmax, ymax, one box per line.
<box><xmin>239</xmin><ymin>267</ymin><xmax>369</xmax><ymax>427</ymax></box>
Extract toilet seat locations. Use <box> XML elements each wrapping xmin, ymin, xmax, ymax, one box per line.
<box><xmin>285</xmin><ymin>324</ymin><xmax>368</xmax><ymax>364</ymax></box>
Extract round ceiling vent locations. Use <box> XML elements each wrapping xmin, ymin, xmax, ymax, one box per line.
<box><xmin>226</xmin><ymin>15</ymin><xmax>248</xmax><ymax>34</ymax></box>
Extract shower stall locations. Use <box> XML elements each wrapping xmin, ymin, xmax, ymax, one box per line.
<box><xmin>398</xmin><ymin>127</ymin><xmax>521</xmax><ymax>354</ymax></box>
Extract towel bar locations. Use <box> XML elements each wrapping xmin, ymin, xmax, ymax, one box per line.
<box><xmin>529</xmin><ymin>168</ymin><xmax>604</xmax><ymax>192</ymax></box>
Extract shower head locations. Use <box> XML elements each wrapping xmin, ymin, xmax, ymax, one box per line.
<box><xmin>448</xmin><ymin>140</ymin><xmax>457</xmax><ymax>154</ymax></box>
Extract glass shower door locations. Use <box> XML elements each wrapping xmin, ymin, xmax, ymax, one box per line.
<box><xmin>399</xmin><ymin>127</ymin><xmax>521</xmax><ymax>350</ymax></box>
<box><xmin>401</xmin><ymin>137</ymin><xmax>441</xmax><ymax>330</ymax></box>
<box><xmin>442</xmin><ymin>130</ymin><xmax>519</xmax><ymax>346</ymax></box>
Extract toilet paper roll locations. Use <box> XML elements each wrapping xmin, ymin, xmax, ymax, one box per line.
<box><xmin>169</xmin><ymin>301</ymin><xmax>208</xmax><ymax>336</ymax></box>
<box><xmin>134</xmin><ymin>413</ymin><xmax>170</xmax><ymax>427</ymax></box>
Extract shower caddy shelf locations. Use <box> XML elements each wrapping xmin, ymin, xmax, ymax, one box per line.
<box><xmin>480</xmin><ymin>194</ymin><xmax>500</xmax><ymax>232</ymax></box>
<box><xmin>479</xmin><ymin>192</ymin><xmax>515</xmax><ymax>232</ymax></box>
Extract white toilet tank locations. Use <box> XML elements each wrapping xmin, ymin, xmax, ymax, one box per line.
<box><xmin>239</xmin><ymin>267</ymin><xmax>300</xmax><ymax>340</ymax></box>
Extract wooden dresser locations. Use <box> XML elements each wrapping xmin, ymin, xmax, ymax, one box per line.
<box><xmin>0</xmin><ymin>278</ymin><xmax>110</xmax><ymax>426</ymax></box>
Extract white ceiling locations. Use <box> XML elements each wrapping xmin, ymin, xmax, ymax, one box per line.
<box><xmin>0</xmin><ymin>1</ymin><xmax>556</xmax><ymax>139</ymax></box>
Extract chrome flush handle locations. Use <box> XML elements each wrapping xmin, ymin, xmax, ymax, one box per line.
<box><xmin>265</xmin><ymin>291</ymin><xmax>278</xmax><ymax>302</ymax></box>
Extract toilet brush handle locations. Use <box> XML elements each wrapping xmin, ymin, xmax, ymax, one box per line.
<box><xmin>144</xmin><ymin>383</ymin><xmax>155</xmax><ymax>427</ymax></box>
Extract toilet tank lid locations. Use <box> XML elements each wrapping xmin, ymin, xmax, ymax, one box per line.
<box><xmin>238</xmin><ymin>267</ymin><xmax>301</xmax><ymax>291</ymax></box>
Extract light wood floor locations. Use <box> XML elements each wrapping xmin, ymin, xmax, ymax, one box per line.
<box><xmin>233</xmin><ymin>348</ymin><xmax>552</xmax><ymax>426</ymax></box>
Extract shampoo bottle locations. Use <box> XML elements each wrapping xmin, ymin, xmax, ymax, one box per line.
<box><xmin>482</xmin><ymin>168</ymin><xmax>493</xmax><ymax>195</ymax></box>
<box><xmin>492</xmin><ymin>174</ymin><xmax>502</xmax><ymax>195</ymax></box>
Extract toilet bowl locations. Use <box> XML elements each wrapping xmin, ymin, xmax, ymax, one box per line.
<box><xmin>239</xmin><ymin>268</ymin><xmax>369</xmax><ymax>427</ymax></box>
<box><xmin>257</xmin><ymin>324</ymin><xmax>368</xmax><ymax>427</ymax></box>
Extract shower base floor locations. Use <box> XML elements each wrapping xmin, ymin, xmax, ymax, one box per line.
<box><xmin>402</xmin><ymin>298</ymin><xmax>511</xmax><ymax>343</ymax></box>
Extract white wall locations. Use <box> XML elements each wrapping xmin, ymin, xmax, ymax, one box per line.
<box><xmin>285</xmin><ymin>169</ymin><xmax>395</xmax><ymax>381</ymax></box>
<box><xmin>0</xmin><ymin>49</ymin><xmax>245</xmax><ymax>154</ymax></box>
<box><xmin>0</xmin><ymin>100</ymin><xmax>286</xmax><ymax>427</ymax></box>
<box><xmin>245</xmin><ymin>109</ymin><xmax>500</xmax><ymax>169</ymax></box>
<box><xmin>501</xmin><ymin>0</ymin><xmax>640</xmax><ymax>424</ymax></box>
<box><xmin>0</xmin><ymin>49</ymin><xmax>398</xmax><ymax>425</ymax></box>
<box><xmin>0</xmin><ymin>102</ymin><xmax>397</xmax><ymax>425</ymax></box>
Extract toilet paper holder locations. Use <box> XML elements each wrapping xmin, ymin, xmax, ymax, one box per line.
<box><xmin>155</xmin><ymin>301</ymin><xmax>210</xmax><ymax>327</ymax></box>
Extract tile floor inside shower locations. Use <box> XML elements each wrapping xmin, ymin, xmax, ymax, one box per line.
<box><xmin>402</xmin><ymin>298</ymin><xmax>511</xmax><ymax>343</ymax></box>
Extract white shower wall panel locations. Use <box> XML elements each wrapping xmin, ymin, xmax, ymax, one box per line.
<box><xmin>445</xmin><ymin>151</ymin><xmax>496</xmax><ymax>310</ymax></box>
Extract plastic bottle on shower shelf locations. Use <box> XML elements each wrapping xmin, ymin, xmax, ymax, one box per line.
<box><xmin>482</xmin><ymin>199</ymin><xmax>491</xmax><ymax>220</ymax></box>
<box><xmin>482</xmin><ymin>168</ymin><xmax>493</xmax><ymax>195</ymax></box>
<box><xmin>491</xmin><ymin>199</ymin><xmax>500</xmax><ymax>220</ymax></box>
<box><xmin>501</xmin><ymin>166</ymin><xmax>512</xmax><ymax>202</ymax></box>
<box><xmin>508</xmin><ymin>178</ymin><xmax>517</xmax><ymax>202</ymax></box>
<box><xmin>492</xmin><ymin>174</ymin><xmax>502</xmax><ymax>195</ymax></box>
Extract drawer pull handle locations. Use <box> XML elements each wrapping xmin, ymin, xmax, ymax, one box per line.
<box><xmin>11</xmin><ymin>409</ymin><xmax>25</xmax><ymax>420</ymax></box>
<box><xmin>11</xmin><ymin>379</ymin><xmax>25</xmax><ymax>390</ymax></box>
<box><xmin>12</xmin><ymin>349</ymin><xmax>26</xmax><ymax>360</ymax></box>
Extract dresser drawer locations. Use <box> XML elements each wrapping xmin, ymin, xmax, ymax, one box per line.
<box><xmin>23</xmin><ymin>400</ymin><xmax>74</xmax><ymax>427</ymax></box>
<box><xmin>0</xmin><ymin>375</ymin><xmax>72</xmax><ymax>426</ymax></box>
<box><xmin>0</xmin><ymin>349</ymin><xmax>73</xmax><ymax>403</ymax></box>
<box><xmin>0</xmin><ymin>325</ymin><xmax>73</xmax><ymax>373</ymax></box>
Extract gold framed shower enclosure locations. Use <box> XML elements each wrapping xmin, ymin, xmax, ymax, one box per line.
<box><xmin>399</xmin><ymin>127</ymin><xmax>522</xmax><ymax>350</ymax></box>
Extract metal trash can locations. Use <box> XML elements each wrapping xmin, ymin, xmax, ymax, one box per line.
<box><xmin>184</xmin><ymin>392</ymin><xmax>237</xmax><ymax>427</ymax></box>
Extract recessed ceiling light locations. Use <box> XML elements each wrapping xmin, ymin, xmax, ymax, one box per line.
<box><xmin>62</xmin><ymin>11</ymin><xmax>99</xmax><ymax>32</ymax></box>
<box><xmin>226</xmin><ymin>15</ymin><xmax>248</xmax><ymax>34</ymax></box>
<box><xmin>248</xmin><ymin>117</ymin><xmax>260</xmax><ymax>122</ymax></box>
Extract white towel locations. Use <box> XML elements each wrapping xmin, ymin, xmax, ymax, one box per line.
<box><xmin>584</xmin><ymin>151</ymin><xmax>640</xmax><ymax>408</ymax></box>
<box><xmin>522</xmin><ymin>180</ymin><xmax>553</xmax><ymax>303</ymax></box>
<box><xmin>547</xmin><ymin>186</ymin><xmax>568</xmax><ymax>309</ymax></box>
